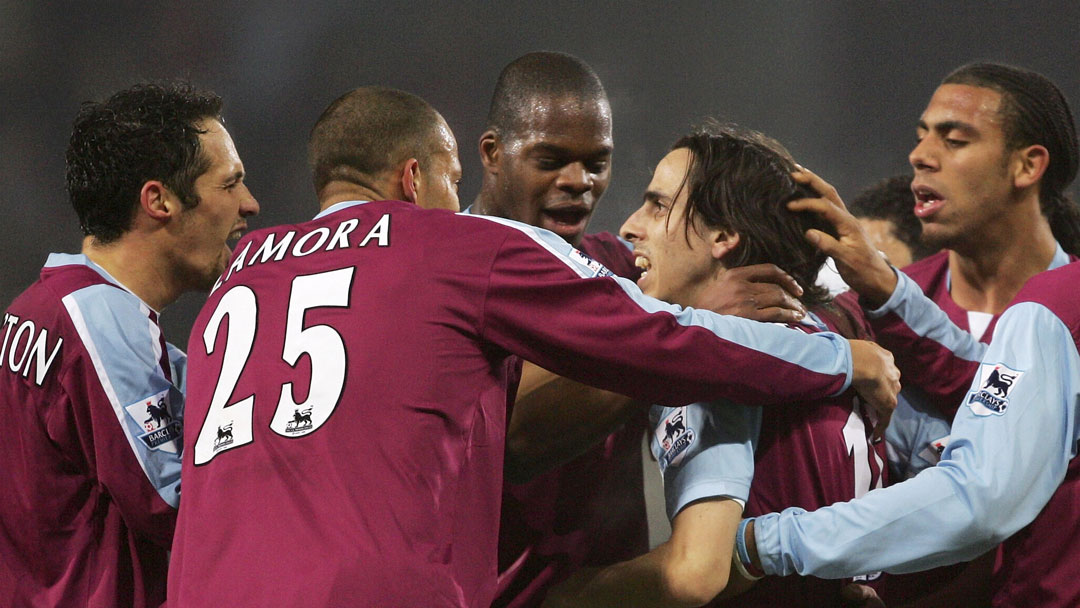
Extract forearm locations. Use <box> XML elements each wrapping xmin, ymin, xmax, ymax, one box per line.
<box><xmin>865</xmin><ymin>271</ymin><xmax>983</xmax><ymax>415</ymax></box>
<box><xmin>505</xmin><ymin>363</ymin><xmax>640</xmax><ymax>482</ymax></box>
<box><xmin>546</xmin><ymin>499</ymin><xmax>743</xmax><ymax>608</ymax></box>
<box><xmin>543</xmin><ymin>549</ymin><xmax>694</xmax><ymax>608</ymax></box>
<box><xmin>750</xmin><ymin>304</ymin><xmax>1075</xmax><ymax>578</ymax></box>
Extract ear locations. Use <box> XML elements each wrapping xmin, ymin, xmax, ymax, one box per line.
<box><xmin>400</xmin><ymin>158</ymin><xmax>421</xmax><ymax>203</ymax></box>
<box><xmin>138</xmin><ymin>181</ymin><xmax>174</xmax><ymax>223</ymax></box>
<box><xmin>478</xmin><ymin>130</ymin><xmax>500</xmax><ymax>173</ymax></box>
<box><xmin>709</xmin><ymin>229</ymin><xmax>740</xmax><ymax>261</ymax></box>
<box><xmin>1013</xmin><ymin>144</ymin><xmax>1050</xmax><ymax>190</ymax></box>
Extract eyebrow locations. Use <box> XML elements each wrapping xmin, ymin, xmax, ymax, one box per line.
<box><xmin>531</xmin><ymin>142</ymin><xmax>613</xmax><ymax>157</ymax></box>
<box><xmin>643</xmin><ymin>189</ymin><xmax>668</xmax><ymax>202</ymax></box>
<box><xmin>917</xmin><ymin>119</ymin><xmax>978</xmax><ymax>136</ymax></box>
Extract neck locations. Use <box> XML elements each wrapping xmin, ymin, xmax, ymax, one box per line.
<box><xmin>947</xmin><ymin>196</ymin><xmax>1057</xmax><ymax>313</ymax></box>
<box><xmin>82</xmin><ymin>236</ymin><xmax>178</xmax><ymax>311</ymax></box>
<box><xmin>318</xmin><ymin>180</ymin><xmax>397</xmax><ymax>212</ymax></box>
<box><xmin>471</xmin><ymin>189</ymin><xmax>494</xmax><ymax>215</ymax></box>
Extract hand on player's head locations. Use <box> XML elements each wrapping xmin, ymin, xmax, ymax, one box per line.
<box><xmin>787</xmin><ymin>168</ymin><xmax>898</xmax><ymax>308</ymax></box>
<box><xmin>848</xmin><ymin>339</ymin><xmax>900</xmax><ymax>440</ymax></box>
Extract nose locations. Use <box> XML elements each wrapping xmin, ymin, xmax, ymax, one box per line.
<box><xmin>240</xmin><ymin>185</ymin><xmax>260</xmax><ymax>217</ymax></box>
<box><xmin>556</xmin><ymin>162</ymin><xmax>592</xmax><ymax>196</ymax></box>
<box><xmin>619</xmin><ymin>204</ymin><xmax>647</xmax><ymax>243</ymax></box>
<box><xmin>909</xmin><ymin>137</ymin><xmax>938</xmax><ymax>173</ymax></box>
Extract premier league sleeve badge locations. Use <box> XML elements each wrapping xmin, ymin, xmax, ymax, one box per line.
<box><xmin>967</xmin><ymin>362</ymin><xmax>1025</xmax><ymax>416</ymax></box>
<box><xmin>124</xmin><ymin>388</ymin><xmax>183</xmax><ymax>453</ymax></box>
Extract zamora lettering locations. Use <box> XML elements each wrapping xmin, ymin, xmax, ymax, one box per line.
<box><xmin>213</xmin><ymin>213</ymin><xmax>391</xmax><ymax>293</ymax></box>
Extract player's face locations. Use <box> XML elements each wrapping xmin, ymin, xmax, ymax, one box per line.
<box><xmin>858</xmin><ymin>217</ymin><xmax>914</xmax><ymax>268</ymax></box>
<box><xmin>417</xmin><ymin>119</ymin><xmax>462</xmax><ymax>211</ymax></box>
<box><xmin>909</xmin><ymin>84</ymin><xmax>1015</xmax><ymax>251</ymax></box>
<box><xmin>172</xmin><ymin>120</ymin><xmax>259</xmax><ymax>291</ymax></box>
<box><xmin>486</xmin><ymin>96</ymin><xmax>612</xmax><ymax>246</ymax></box>
<box><xmin>620</xmin><ymin>148</ymin><xmax>721</xmax><ymax>307</ymax></box>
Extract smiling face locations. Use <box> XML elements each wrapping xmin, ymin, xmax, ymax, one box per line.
<box><xmin>909</xmin><ymin>84</ymin><xmax>1017</xmax><ymax>251</ymax></box>
<box><xmin>170</xmin><ymin>119</ymin><xmax>259</xmax><ymax>291</ymax></box>
<box><xmin>619</xmin><ymin>148</ymin><xmax>722</xmax><ymax>306</ymax></box>
<box><xmin>482</xmin><ymin>95</ymin><xmax>612</xmax><ymax>246</ymax></box>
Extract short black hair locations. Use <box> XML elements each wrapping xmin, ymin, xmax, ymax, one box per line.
<box><xmin>672</xmin><ymin>124</ymin><xmax>835</xmax><ymax>308</ymax></box>
<box><xmin>849</xmin><ymin>174</ymin><xmax>936</xmax><ymax>262</ymax></box>
<box><xmin>65</xmin><ymin>82</ymin><xmax>223</xmax><ymax>244</ymax></box>
<box><xmin>308</xmin><ymin>86</ymin><xmax>445</xmax><ymax>196</ymax></box>
<box><xmin>944</xmin><ymin>62</ymin><xmax>1080</xmax><ymax>254</ymax></box>
<box><xmin>485</xmin><ymin>51</ymin><xmax>607</xmax><ymax>139</ymax></box>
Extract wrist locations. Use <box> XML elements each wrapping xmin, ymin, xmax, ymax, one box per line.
<box><xmin>862</xmin><ymin>263</ymin><xmax>899</xmax><ymax>309</ymax></box>
<box><xmin>734</xmin><ymin>518</ymin><xmax>765</xmax><ymax>580</ymax></box>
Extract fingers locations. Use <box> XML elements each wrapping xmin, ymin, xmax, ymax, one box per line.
<box><xmin>736</xmin><ymin>278</ymin><xmax>807</xmax><ymax>321</ymax></box>
<box><xmin>749</xmin><ymin>305</ymin><xmax>806</xmax><ymax>324</ymax></box>
<box><xmin>849</xmin><ymin>341</ymin><xmax>901</xmax><ymax>439</ymax></box>
<box><xmin>872</xmin><ymin>408</ymin><xmax>893</xmax><ymax>442</ymax></box>
<box><xmin>803</xmin><ymin>228</ymin><xmax>844</xmax><ymax>258</ymax></box>
<box><xmin>792</xmin><ymin>167</ymin><xmax>845</xmax><ymax>209</ymax></box>
<box><xmin>839</xmin><ymin>583</ymin><xmax>886</xmax><ymax>607</ymax></box>
<box><xmin>729</xmin><ymin>263</ymin><xmax>803</xmax><ymax>298</ymax></box>
<box><xmin>787</xmin><ymin>196</ymin><xmax>858</xmax><ymax>236</ymax></box>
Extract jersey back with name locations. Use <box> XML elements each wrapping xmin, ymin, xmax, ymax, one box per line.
<box><xmin>170</xmin><ymin>202</ymin><xmax>521</xmax><ymax>607</ymax></box>
<box><xmin>1</xmin><ymin>259</ymin><xmax>179</xmax><ymax>608</ymax></box>
<box><xmin>169</xmin><ymin>200</ymin><xmax>855</xmax><ymax>608</ymax></box>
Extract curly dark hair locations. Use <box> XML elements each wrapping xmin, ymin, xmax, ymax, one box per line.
<box><xmin>671</xmin><ymin>123</ymin><xmax>837</xmax><ymax>308</ymax></box>
<box><xmin>65</xmin><ymin>82</ymin><xmax>223</xmax><ymax>244</ymax></box>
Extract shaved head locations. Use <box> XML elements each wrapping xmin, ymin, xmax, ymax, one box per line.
<box><xmin>308</xmin><ymin>86</ymin><xmax>448</xmax><ymax>195</ymax></box>
<box><xmin>485</xmin><ymin>51</ymin><xmax>608</xmax><ymax>140</ymax></box>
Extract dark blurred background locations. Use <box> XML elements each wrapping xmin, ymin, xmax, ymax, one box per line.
<box><xmin>3</xmin><ymin>1</ymin><xmax>1079</xmax><ymax>347</ymax></box>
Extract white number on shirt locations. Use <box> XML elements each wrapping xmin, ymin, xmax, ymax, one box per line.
<box><xmin>194</xmin><ymin>268</ymin><xmax>354</xmax><ymax>465</ymax></box>
<box><xmin>842</xmin><ymin>398</ymin><xmax>885</xmax><ymax>498</ymax></box>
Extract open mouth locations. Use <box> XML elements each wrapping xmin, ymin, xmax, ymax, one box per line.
<box><xmin>912</xmin><ymin>185</ymin><xmax>945</xmax><ymax>219</ymax></box>
<box><xmin>634</xmin><ymin>255</ymin><xmax>651</xmax><ymax>276</ymax></box>
<box><xmin>226</xmin><ymin>226</ymin><xmax>246</xmax><ymax>247</ymax></box>
<box><xmin>542</xmin><ymin>206</ymin><xmax>591</xmax><ymax>229</ymax></box>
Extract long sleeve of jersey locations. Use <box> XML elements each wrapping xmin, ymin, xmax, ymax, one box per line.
<box><xmin>478</xmin><ymin>220</ymin><xmax>853</xmax><ymax>407</ymax></box>
<box><xmin>865</xmin><ymin>270</ymin><xmax>986</xmax><ymax>418</ymax></box>
<box><xmin>754</xmin><ymin>300</ymin><xmax>1080</xmax><ymax>577</ymax></box>
<box><xmin>58</xmin><ymin>281</ymin><xmax>183</xmax><ymax>546</ymax></box>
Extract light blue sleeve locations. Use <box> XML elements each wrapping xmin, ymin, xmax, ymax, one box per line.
<box><xmin>62</xmin><ymin>284</ymin><xmax>184</xmax><ymax>508</ymax></box>
<box><xmin>884</xmin><ymin>388</ymin><xmax>953</xmax><ymax>480</ymax></box>
<box><xmin>754</xmin><ymin>302</ymin><xmax>1080</xmax><ymax>577</ymax></box>
<box><xmin>466</xmin><ymin>212</ymin><xmax>854</xmax><ymax>395</ymax></box>
<box><xmin>651</xmin><ymin>402</ymin><xmax>759</xmax><ymax>519</ymax></box>
<box><xmin>865</xmin><ymin>270</ymin><xmax>985</xmax><ymax>363</ymax></box>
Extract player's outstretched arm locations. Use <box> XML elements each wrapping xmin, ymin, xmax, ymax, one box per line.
<box><xmin>789</xmin><ymin>167</ymin><xmax>983</xmax><ymax>418</ymax></box>
<box><xmin>741</xmin><ymin>301</ymin><xmax>1079</xmax><ymax>579</ymax></box>
<box><xmin>505</xmin><ymin>362</ymin><xmax>639</xmax><ymax>482</ymax></box>
<box><xmin>505</xmin><ymin>262</ymin><xmax>810</xmax><ymax>481</ymax></box>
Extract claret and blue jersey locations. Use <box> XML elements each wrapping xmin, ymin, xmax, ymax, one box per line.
<box><xmin>753</xmin><ymin>260</ymin><xmax>1080</xmax><ymax>608</ymax></box>
<box><xmin>168</xmin><ymin>199</ymin><xmax>857</xmax><ymax>607</ymax></box>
